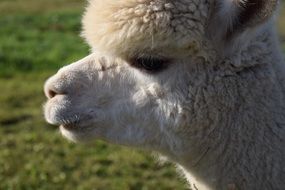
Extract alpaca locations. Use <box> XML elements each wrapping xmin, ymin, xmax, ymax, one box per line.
<box><xmin>44</xmin><ymin>0</ymin><xmax>285</xmax><ymax>189</ymax></box>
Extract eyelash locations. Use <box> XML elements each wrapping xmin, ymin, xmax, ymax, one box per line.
<box><xmin>129</xmin><ymin>56</ymin><xmax>170</xmax><ymax>73</ymax></box>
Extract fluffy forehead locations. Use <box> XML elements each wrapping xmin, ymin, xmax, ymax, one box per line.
<box><xmin>82</xmin><ymin>0</ymin><xmax>212</xmax><ymax>58</ymax></box>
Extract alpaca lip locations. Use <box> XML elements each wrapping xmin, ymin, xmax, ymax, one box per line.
<box><xmin>57</xmin><ymin>114</ymin><xmax>94</xmax><ymax>130</ymax></box>
<box><xmin>61</xmin><ymin>123</ymin><xmax>79</xmax><ymax>130</ymax></box>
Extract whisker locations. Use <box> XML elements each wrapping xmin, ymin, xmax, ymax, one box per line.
<box><xmin>59</xmin><ymin>115</ymin><xmax>82</xmax><ymax>126</ymax></box>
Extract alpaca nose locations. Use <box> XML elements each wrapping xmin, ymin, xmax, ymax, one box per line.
<box><xmin>45</xmin><ymin>88</ymin><xmax>58</xmax><ymax>99</ymax></box>
<box><xmin>44</xmin><ymin>76</ymin><xmax>66</xmax><ymax>99</ymax></box>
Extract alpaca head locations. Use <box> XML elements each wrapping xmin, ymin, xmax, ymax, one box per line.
<box><xmin>44</xmin><ymin>0</ymin><xmax>278</xmax><ymax>157</ymax></box>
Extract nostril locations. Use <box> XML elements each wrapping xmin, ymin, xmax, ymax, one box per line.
<box><xmin>48</xmin><ymin>89</ymin><xmax>57</xmax><ymax>99</ymax></box>
<box><xmin>45</xmin><ymin>86</ymin><xmax>67</xmax><ymax>99</ymax></box>
<box><xmin>45</xmin><ymin>73</ymin><xmax>71</xmax><ymax>99</ymax></box>
<box><xmin>44</xmin><ymin>80</ymin><xmax>65</xmax><ymax>99</ymax></box>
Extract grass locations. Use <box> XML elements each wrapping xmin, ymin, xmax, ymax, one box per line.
<box><xmin>0</xmin><ymin>0</ymin><xmax>284</xmax><ymax>189</ymax></box>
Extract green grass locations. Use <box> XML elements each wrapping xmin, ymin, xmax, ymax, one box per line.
<box><xmin>0</xmin><ymin>11</ymin><xmax>88</xmax><ymax>76</ymax></box>
<box><xmin>0</xmin><ymin>0</ymin><xmax>284</xmax><ymax>189</ymax></box>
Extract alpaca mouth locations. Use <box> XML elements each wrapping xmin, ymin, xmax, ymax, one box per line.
<box><xmin>58</xmin><ymin>116</ymin><xmax>85</xmax><ymax>130</ymax></box>
<box><xmin>58</xmin><ymin>114</ymin><xmax>95</xmax><ymax>131</ymax></box>
<box><xmin>61</xmin><ymin>123</ymin><xmax>79</xmax><ymax>130</ymax></box>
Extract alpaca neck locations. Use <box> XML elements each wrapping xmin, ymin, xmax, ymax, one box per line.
<box><xmin>165</xmin><ymin>32</ymin><xmax>285</xmax><ymax>189</ymax></box>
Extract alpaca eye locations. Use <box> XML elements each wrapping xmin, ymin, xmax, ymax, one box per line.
<box><xmin>130</xmin><ymin>57</ymin><xmax>169</xmax><ymax>73</ymax></box>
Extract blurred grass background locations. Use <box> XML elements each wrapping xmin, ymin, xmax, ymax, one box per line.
<box><xmin>0</xmin><ymin>0</ymin><xmax>284</xmax><ymax>189</ymax></box>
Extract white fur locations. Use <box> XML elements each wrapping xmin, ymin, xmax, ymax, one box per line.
<box><xmin>44</xmin><ymin>0</ymin><xmax>285</xmax><ymax>189</ymax></box>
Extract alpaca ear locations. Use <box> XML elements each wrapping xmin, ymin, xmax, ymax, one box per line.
<box><xmin>209</xmin><ymin>0</ymin><xmax>279</xmax><ymax>41</ymax></box>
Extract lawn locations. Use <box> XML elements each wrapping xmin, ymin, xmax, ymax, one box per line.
<box><xmin>0</xmin><ymin>1</ymin><xmax>284</xmax><ymax>190</ymax></box>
